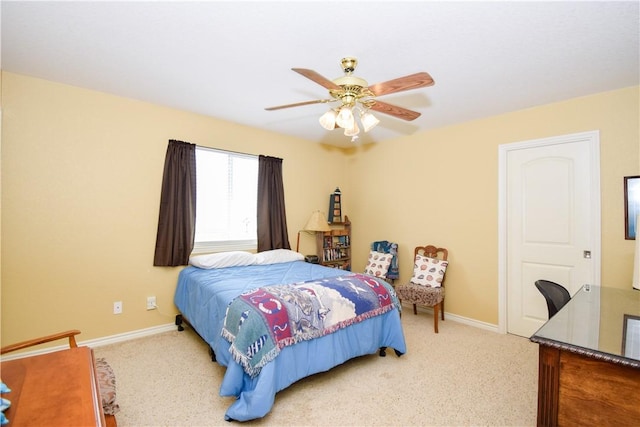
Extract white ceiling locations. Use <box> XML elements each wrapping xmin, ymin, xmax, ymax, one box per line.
<box><xmin>2</xmin><ymin>1</ymin><xmax>639</xmax><ymax>147</ymax></box>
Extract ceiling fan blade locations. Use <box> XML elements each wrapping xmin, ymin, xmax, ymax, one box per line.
<box><xmin>265</xmin><ymin>99</ymin><xmax>332</xmax><ymax>111</ymax></box>
<box><xmin>370</xmin><ymin>100</ymin><xmax>421</xmax><ymax>121</ymax></box>
<box><xmin>292</xmin><ymin>68</ymin><xmax>342</xmax><ymax>90</ymax></box>
<box><xmin>368</xmin><ymin>72</ymin><xmax>435</xmax><ymax>97</ymax></box>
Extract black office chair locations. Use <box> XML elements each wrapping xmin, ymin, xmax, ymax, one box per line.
<box><xmin>535</xmin><ymin>280</ymin><xmax>571</xmax><ymax>319</ymax></box>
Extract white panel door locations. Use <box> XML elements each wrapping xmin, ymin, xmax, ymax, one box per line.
<box><xmin>501</xmin><ymin>131</ymin><xmax>600</xmax><ymax>337</ymax></box>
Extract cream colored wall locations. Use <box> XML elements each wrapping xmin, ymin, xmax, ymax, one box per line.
<box><xmin>346</xmin><ymin>86</ymin><xmax>639</xmax><ymax>325</ymax></box>
<box><xmin>1</xmin><ymin>71</ymin><xmax>637</xmax><ymax>346</ymax></box>
<box><xmin>0</xmin><ymin>72</ymin><xmax>348</xmax><ymax>346</ymax></box>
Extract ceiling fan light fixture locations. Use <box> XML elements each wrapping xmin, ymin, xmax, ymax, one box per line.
<box><xmin>335</xmin><ymin>107</ymin><xmax>355</xmax><ymax>129</ymax></box>
<box><xmin>319</xmin><ymin>109</ymin><xmax>337</xmax><ymax>130</ymax></box>
<box><xmin>360</xmin><ymin>111</ymin><xmax>380</xmax><ymax>133</ymax></box>
<box><xmin>266</xmin><ymin>57</ymin><xmax>434</xmax><ymax>143</ymax></box>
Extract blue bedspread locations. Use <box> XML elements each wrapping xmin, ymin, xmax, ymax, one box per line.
<box><xmin>174</xmin><ymin>261</ymin><xmax>406</xmax><ymax>421</ymax></box>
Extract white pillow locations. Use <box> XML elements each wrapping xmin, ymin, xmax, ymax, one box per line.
<box><xmin>364</xmin><ymin>250</ymin><xmax>393</xmax><ymax>278</ymax></box>
<box><xmin>410</xmin><ymin>254</ymin><xmax>448</xmax><ymax>287</ymax></box>
<box><xmin>254</xmin><ymin>249</ymin><xmax>304</xmax><ymax>265</ymax></box>
<box><xmin>189</xmin><ymin>251</ymin><xmax>257</xmax><ymax>269</ymax></box>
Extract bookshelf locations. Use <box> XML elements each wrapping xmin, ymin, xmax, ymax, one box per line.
<box><xmin>316</xmin><ymin>215</ymin><xmax>351</xmax><ymax>270</ymax></box>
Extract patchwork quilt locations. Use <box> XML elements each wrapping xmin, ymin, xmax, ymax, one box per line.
<box><xmin>222</xmin><ymin>273</ymin><xmax>398</xmax><ymax>377</ymax></box>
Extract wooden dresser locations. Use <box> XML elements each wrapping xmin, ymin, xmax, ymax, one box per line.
<box><xmin>530</xmin><ymin>285</ymin><xmax>640</xmax><ymax>426</ymax></box>
<box><xmin>1</xmin><ymin>346</ymin><xmax>106</xmax><ymax>426</ymax></box>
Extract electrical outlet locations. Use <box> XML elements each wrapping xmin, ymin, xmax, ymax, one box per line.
<box><xmin>113</xmin><ymin>301</ymin><xmax>123</xmax><ymax>314</ymax></box>
<box><xmin>146</xmin><ymin>296</ymin><xmax>157</xmax><ymax>310</ymax></box>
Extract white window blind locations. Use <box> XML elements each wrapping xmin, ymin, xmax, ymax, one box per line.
<box><xmin>193</xmin><ymin>147</ymin><xmax>258</xmax><ymax>254</ymax></box>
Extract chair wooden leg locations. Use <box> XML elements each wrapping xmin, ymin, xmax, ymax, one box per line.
<box><xmin>441</xmin><ymin>298</ymin><xmax>445</xmax><ymax>320</ymax></box>
<box><xmin>433</xmin><ymin>304</ymin><xmax>439</xmax><ymax>333</ymax></box>
<box><xmin>413</xmin><ymin>303</ymin><xmax>417</xmax><ymax>315</ymax></box>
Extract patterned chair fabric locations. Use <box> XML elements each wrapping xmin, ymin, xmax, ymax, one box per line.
<box><xmin>371</xmin><ymin>241</ymin><xmax>399</xmax><ymax>280</ymax></box>
<box><xmin>395</xmin><ymin>283</ymin><xmax>444</xmax><ymax>307</ymax></box>
<box><xmin>395</xmin><ymin>245</ymin><xmax>449</xmax><ymax>333</ymax></box>
<box><xmin>96</xmin><ymin>357</ymin><xmax>120</xmax><ymax>416</ymax></box>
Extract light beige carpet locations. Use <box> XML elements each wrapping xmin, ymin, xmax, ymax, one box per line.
<box><xmin>94</xmin><ymin>311</ymin><xmax>538</xmax><ymax>426</ymax></box>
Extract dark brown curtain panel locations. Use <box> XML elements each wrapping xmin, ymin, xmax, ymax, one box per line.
<box><xmin>257</xmin><ymin>155</ymin><xmax>291</xmax><ymax>251</ymax></box>
<box><xmin>153</xmin><ymin>140</ymin><xmax>196</xmax><ymax>266</ymax></box>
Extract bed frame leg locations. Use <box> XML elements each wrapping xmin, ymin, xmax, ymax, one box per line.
<box><xmin>379</xmin><ymin>347</ymin><xmax>404</xmax><ymax>357</ymax></box>
<box><xmin>175</xmin><ymin>314</ymin><xmax>184</xmax><ymax>331</ymax></box>
<box><xmin>174</xmin><ymin>314</ymin><xmax>217</xmax><ymax>362</ymax></box>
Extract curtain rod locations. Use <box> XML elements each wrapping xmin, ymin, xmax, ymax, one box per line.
<box><xmin>196</xmin><ymin>145</ymin><xmax>282</xmax><ymax>162</ymax></box>
<box><xmin>169</xmin><ymin>139</ymin><xmax>277</xmax><ymax>160</ymax></box>
<box><xmin>195</xmin><ymin>144</ymin><xmax>257</xmax><ymax>158</ymax></box>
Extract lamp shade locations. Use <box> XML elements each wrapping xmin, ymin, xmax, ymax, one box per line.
<box><xmin>335</xmin><ymin>107</ymin><xmax>355</xmax><ymax>129</ymax></box>
<box><xmin>634</xmin><ymin>214</ymin><xmax>640</xmax><ymax>290</ymax></box>
<box><xmin>303</xmin><ymin>211</ymin><xmax>331</xmax><ymax>232</ymax></box>
<box><xmin>344</xmin><ymin>120</ymin><xmax>360</xmax><ymax>137</ymax></box>
<box><xmin>319</xmin><ymin>110</ymin><xmax>337</xmax><ymax>130</ymax></box>
<box><xmin>360</xmin><ymin>111</ymin><xmax>380</xmax><ymax>132</ymax></box>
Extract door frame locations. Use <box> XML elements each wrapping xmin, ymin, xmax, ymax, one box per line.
<box><xmin>497</xmin><ymin>130</ymin><xmax>602</xmax><ymax>334</ymax></box>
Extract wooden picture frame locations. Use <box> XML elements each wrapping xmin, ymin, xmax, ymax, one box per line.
<box><xmin>622</xmin><ymin>314</ymin><xmax>640</xmax><ymax>359</ymax></box>
<box><xmin>624</xmin><ymin>175</ymin><xmax>640</xmax><ymax>240</ymax></box>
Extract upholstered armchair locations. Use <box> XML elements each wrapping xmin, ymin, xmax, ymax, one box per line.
<box><xmin>370</xmin><ymin>241</ymin><xmax>399</xmax><ymax>282</ymax></box>
<box><xmin>364</xmin><ymin>242</ymin><xmax>397</xmax><ymax>282</ymax></box>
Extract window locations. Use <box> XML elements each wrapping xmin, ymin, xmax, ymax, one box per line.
<box><xmin>193</xmin><ymin>147</ymin><xmax>258</xmax><ymax>254</ymax></box>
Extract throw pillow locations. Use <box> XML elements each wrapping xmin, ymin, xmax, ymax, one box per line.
<box><xmin>364</xmin><ymin>250</ymin><xmax>393</xmax><ymax>277</ymax></box>
<box><xmin>410</xmin><ymin>254</ymin><xmax>448</xmax><ymax>287</ymax></box>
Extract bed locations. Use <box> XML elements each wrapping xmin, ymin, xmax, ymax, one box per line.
<box><xmin>173</xmin><ymin>249</ymin><xmax>406</xmax><ymax>422</ymax></box>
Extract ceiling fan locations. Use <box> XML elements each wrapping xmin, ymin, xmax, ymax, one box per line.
<box><xmin>265</xmin><ymin>57</ymin><xmax>435</xmax><ymax>141</ymax></box>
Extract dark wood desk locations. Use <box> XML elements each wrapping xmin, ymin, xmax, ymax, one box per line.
<box><xmin>1</xmin><ymin>346</ymin><xmax>105</xmax><ymax>426</ymax></box>
<box><xmin>530</xmin><ymin>285</ymin><xmax>640</xmax><ymax>426</ymax></box>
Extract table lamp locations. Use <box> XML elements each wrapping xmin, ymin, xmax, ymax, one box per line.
<box><xmin>296</xmin><ymin>210</ymin><xmax>331</xmax><ymax>252</ymax></box>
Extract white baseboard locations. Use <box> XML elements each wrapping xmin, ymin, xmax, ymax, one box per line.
<box><xmin>82</xmin><ymin>323</ymin><xmax>178</xmax><ymax>348</ymax></box>
<box><xmin>1</xmin><ymin>323</ymin><xmax>177</xmax><ymax>361</ymax></box>
<box><xmin>406</xmin><ymin>304</ymin><xmax>500</xmax><ymax>333</ymax></box>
